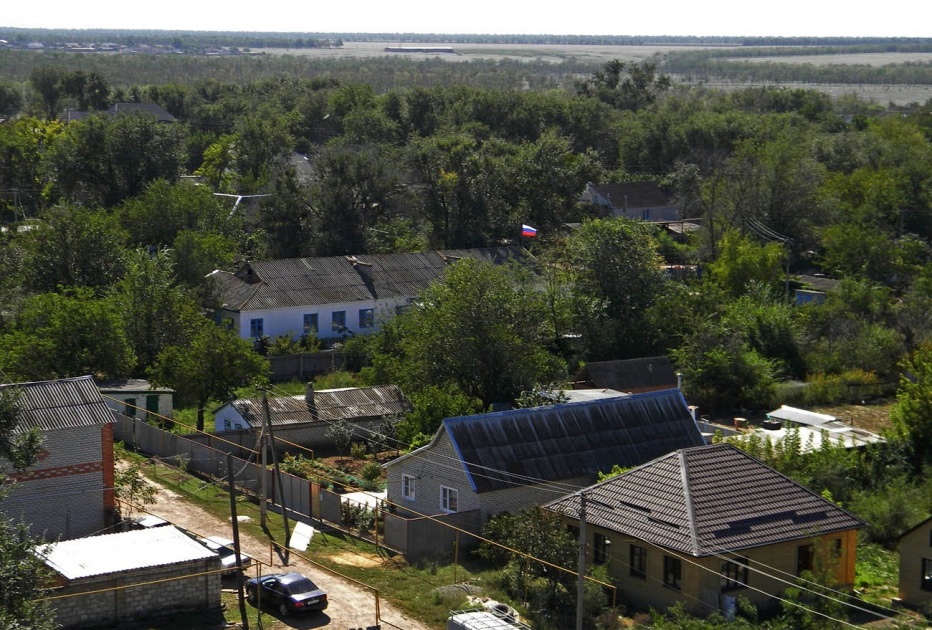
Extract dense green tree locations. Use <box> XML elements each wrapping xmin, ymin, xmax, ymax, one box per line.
<box><xmin>707</xmin><ymin>230</ymin><xmax>787</xmax><ymax>298</ymax></box>
<box><xmin>0</xmin><ymin>289</ymin><xmax>134</xmax><ymax>380</ymax></box>
<box><xmin>890</xmin><ymin>343</ymin><xmax>932</xmax><ymax>470</ymax></box>
<box><xmin>562</xmin><ymin>217</ymin><xmax>668</xmax><ymax>359</ymax></box>
<box><xmin>375</xmin><ymin>258</ymin><xmax>564</xmax><ymax>406</ymax></box>
<box><xmin>576</xmin><ymin>60</ymin><xmax>671</xmax><ymax>111</ymax></box>
<box><xmin>310</xmin><ymin>144</ymin><xmax>406</xmax><ymax>256</ymax></box>
<box><xmin>149</xmin><ymin>322</ymin><xmax>269</xmax><ymax>431</ymax></box>
<box><xmin>118</xmin><ymin>179</ymin><xmax>234</xmax><ymax>248</ymax></box>
<box><xmin>0</xmin><ymin>117</ymin><xmax>60</xmax><ymax>220</ymax></box>
<box><xmin>110</xmin><ymin>248</ymin><xmax>203</xmax><ymax>374</ymax></box>
<box><xmin>0</xmin><ymin>80</ymin><xmax>23</xmax><ymax>118</ymax></box>
<box><xmin>479</xmin><ymin>507</ymin><xmax>577</xmax><ymax>609</ymax></box>
<box><xmin>28</xmin><ymin>65</ymin><xmax>65</xmax><ymax>120</ymax></box>
<box><xmin>46</xmin><ymin>113</ymin><xmax>186</xmax><ymax>207</ymax></box>
<box><xmin>17</xmin><ymin>205</ymin><xmax>128</xmax><ymax>294</ymax></box>
<box><xmin>674</xmin><ymin>315</ymin><xmax>778</xmax><ymax>411</ymax></box>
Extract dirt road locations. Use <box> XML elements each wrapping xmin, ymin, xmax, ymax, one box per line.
<box><xmin>143</xmin><ymin>480</ymin><xmax>433</xmax><ymax>630</ymax></box>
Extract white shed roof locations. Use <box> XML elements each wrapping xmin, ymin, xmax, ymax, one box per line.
<box><xmin>38</xmin><ymin>526</ymin><xmax>216</xmax><ymax>579</ymax></box>
<box><xmin>766</xmin><ymin>405</ymin><xmax>836</xmax><ymax>427</ymax></box>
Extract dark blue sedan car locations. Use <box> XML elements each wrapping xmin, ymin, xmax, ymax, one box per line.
<box><xmin>245</xmin><ymin>572</ymin><xmax>328</xmax><ymax>616</ymax></box>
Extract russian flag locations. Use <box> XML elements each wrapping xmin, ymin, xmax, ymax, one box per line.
<box><xmin>521</xmin><ymin>224</ymin><xmax>538</xmax><ymax>237</ymax></box>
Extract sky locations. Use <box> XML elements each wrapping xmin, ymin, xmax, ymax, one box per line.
<box><xmin>2</xmin><ymin>0</ymin><xmax>929</xmax><ymax>38</ymax></box>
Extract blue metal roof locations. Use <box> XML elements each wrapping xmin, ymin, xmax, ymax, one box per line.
<box><xmin>443</xmin><ymin>389</ymin><xmax>704</xmax><ymax>493</ymax></box>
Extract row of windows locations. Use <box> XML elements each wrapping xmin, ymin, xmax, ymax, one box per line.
<box><xmin>622</xmin><ymin>545</ymin><xmax>746</xmax><ymax>592</ymax></box>
<box><xmin>401</xmin><ymin>474</ymin><xmax>458</xmax><ymax>513</ymax></box>
<box><xmin>249</xmin><ymin>309</ymin><xmax>376</xmax><ymax>338</ymax></box>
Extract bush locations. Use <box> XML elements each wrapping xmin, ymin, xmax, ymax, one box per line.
<box><xmin>361</xmin><ymin>460</ymin><xmax>382</xmax><ymax>483</ymax></box>
<box><xmin>801</xmin><ymin>369</ymin><xmax>885</xmax><ymax>405</ymax></box>
<box><xmin>350</xmin><ymin>441</ymin><xmax>367</xmax><ymax>460</ymax></box>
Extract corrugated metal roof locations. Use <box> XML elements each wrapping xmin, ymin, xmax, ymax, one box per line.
<box><xmin>766</xmin><ymin>405</ymin><xmax>836</xmax><ymax>427</ymax></box>
<box><xmin>443</xmin><ymin>389</ymin><xmax>704</xmax><ymax>494</ymax></box>
<box><xmin>1</xmin><ymin>375</ymin><xmax>115</xmax><ymax>433</ymax></box>
<box><xmin>38</xmin><ymin>526</ymin><xmax>217</xmax><ymax>579</ymax></box>
<box><xmin>579</xmin><ymin>356</ymin><xmax>678</xmax><ymax>392</ymax></box>
<box><xmin>544</xmin><ymin>443</ymin><xmax>865</xmax><ymax>556</ymax></box>
<box><xmin>230</xmin><ymin>385</ymin><xmax>412</xmax><ymax>428</ymax></box>
<box><xmin>214</xmin><ymin>247</ymin><xmax>530</xmax><ymax>313</ymax></box>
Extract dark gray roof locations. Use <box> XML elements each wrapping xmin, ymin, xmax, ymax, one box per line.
<box><xmin>578</xmin><ymin>357</ymin><xmax>678</xmax><ymax>393</ymax></box>
<box><xmin>213</xmin><ymin>247</ymin><xmax>529</xmax><ymax>312</ymax></box>
<box><xmin>230</xmin><ymin>385</ymin><xmax>412</xmax><ymax>428</ymax></box>
<box><xmin>444</xmin><ymin>389</ymin><xmax>704</xmax><ymax>494</ymax></box>
<box><xmin>0</xmin><ymin>375</ymin><xmax>115</xmax><ymax>433</ymax></box>
<box><xmin>544</xmin><ymin>443</ymin><xmax>865</xmax><ymax>556</ymax></box>
<box><xmin>590</xmin><ymin>181</ymin><xmax>675</xmax><ymax>209</ymax></box>
<box><xmin>108</xmin><ymin>102</ymin><xmax>177</xmax><ymax>122</ymax></box>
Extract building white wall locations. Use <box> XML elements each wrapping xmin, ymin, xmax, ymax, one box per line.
<box><xmin>235</xmin><ymin>297</ymin><xmax>409</xmax><ymax>341</ymax></box>
<box><xmin>213</xmin><ymin>405</ymin><xmax>249</xmax><ymax>432</ymax></box>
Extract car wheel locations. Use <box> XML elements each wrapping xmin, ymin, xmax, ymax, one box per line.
<box><xmin>278</xmin><ymin>602</ymin><xmax>289</xmax><ymax>617</ymax></box>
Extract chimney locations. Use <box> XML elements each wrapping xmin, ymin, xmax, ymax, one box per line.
<box><xmin>305</xmin><ymin>382</ymin><xmax>317</xmax><ymax>420</ymax></box>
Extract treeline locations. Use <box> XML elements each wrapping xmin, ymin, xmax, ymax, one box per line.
<box><xmin>0</xmin><ymin>49</ymin><xmax>584</xmax><ymax>91</ymax></box>
<box><xmin>0</xmin><ymin>28</ymin><xmax>341</xmax><ymax>50</ymax></box>
<box><xmin>0</xmin><ymin>59</ymin><xmax>929</xmax><ymax>389</ymax></box>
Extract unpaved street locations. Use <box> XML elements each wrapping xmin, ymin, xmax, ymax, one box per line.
<box><xmin>142</xmin><ymin>479</ymin><xmax>433</xmax><ymax>630</ymax></box>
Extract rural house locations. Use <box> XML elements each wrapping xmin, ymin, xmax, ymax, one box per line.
<box><xmin>574</xmin><ymin>356</ymin><xmax>679</xmax><ymax>393</ymax></box>
<box><xmin>38</xmin><ymin>526</ymin><xmax>222</xmax><ymax>629</ymax></box>
<box><xmin>382</xmin><ymin>389</ymin><xmax>704</xmax><ymax>557</ymax></box>
<box><xmin>0</xmin><ymin>375</ymin><xmax>117</xmax><ymax>540</ymax></box>
<box><xmin>897</xmin><ymin>515</ymin><xmax>932</xmax><ymax>608</ymax></box>
<box><xmin>97</xmin><ymin>378</ymin><xmax>174</xmax><ymax>421</ymax></box>
<box><xmin>213</xmin><ymin>383</ymin><xmax>412</xmax><ymax>451</ymax></box>
<box><xmin>544</xmin><ymin>443</ymin><xmax>865</xmax><ymax>616</ymax></box>
<box><xmin>209</xmin><ymin>247</ymin><xmax>528</xmax><ymax>342</ymax></box>
<box><xmin>581</xmin><ymin>181</ymin><xmax>680</xmax><ymax>221</ymax></box>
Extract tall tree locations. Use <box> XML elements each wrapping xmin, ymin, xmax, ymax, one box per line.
<box><xmin>110</xmin><ymin>248</ymin><xmax>203</xmax><ymax>374</ymax></box>
<box><xmin>890</xmin><ymin>343</ymin><xmax>932</xmax><ymax>470</ymax></box>
<box><xmin>376</xmin><ymin>258</ymin><xmax>564</xmax><ymax>406</ymax></box>
<box><xmin>562</xmin><ymin>217</ymin><xmax>668</xmax><ymax>359</ymax></box>
<box><xmin>17</xmin><ymin>205</ymin><xmax>128</xmax><ymax>294</ymax></box>
<box><xmin>149</xmin><ymin>322</ymin><xmax>269</xmax><ymax>431</ymax></box>
<box><xmin>0</xmin><ymin>289</ymin><xmax>135</xmax><ymax>381</ymax></box>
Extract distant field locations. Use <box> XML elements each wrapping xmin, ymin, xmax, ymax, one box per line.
<box><xmin>260</xmin><ymin>41</ymin><xmax>738</xmax><ymax>64</ymax></box>
<box><xmin>733</xmin><ymin>52</ymin><xmax>932</xmax><ymax>66</ymax></box>
<box><xmin>259</xmin><ymin>42</ymin><xmax>932</xmax><ymax>104</ymax></box>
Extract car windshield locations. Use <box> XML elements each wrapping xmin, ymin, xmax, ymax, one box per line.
<box><xmin>283</xmin><ymin>578</ymin><xmax>318</xmax><ymax>595</ymax></box>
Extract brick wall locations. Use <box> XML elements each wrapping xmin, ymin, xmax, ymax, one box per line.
<box><xmin>49</xmin><ymin>558</ymin><xmax>222</xmax><ymax>629</ymax></box>
<box><xmin>3</xmin><ymin>426</ymin><xmax>110</xmax><ymax>540</ymax></box>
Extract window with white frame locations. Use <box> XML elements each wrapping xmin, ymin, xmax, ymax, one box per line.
<box><xmin>402</xmin><ymin>474</ymin><xmax>416</xmax><ymax>501</ymax></box>
<box><xmin>440</xmin><ymin>486</ymin><xmax>458</xmax><ymax>513</ymax></box>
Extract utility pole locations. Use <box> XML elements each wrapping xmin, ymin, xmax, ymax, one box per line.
<box><xmin>262</xmin><ymin>388</ymin><xmax>291</xmax><ymax>565</ymax></box>
<box><xmin>576</xmin><ymin>491</ymin><xmax>587</xmax><ymax>630</ymax></box>
<box><xmin>227</xmin><ymin>454</ymin><xmax>249</xmax><ymax>630</ymax></box>
<box><xmin>256</xmin><ymin>426</ymin><xmax>267</xmax><ymax>527</ymax></box>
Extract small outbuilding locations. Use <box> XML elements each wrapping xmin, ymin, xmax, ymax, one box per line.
<box><xmin>38</xmin><ymin>526</ymin><xmax>222</xmax><ymax>629</ymax></box>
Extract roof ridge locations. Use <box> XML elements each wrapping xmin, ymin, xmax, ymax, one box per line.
<box><xmin>679</xmin><ymin>450</ymin><xmax>701</xmax><ymax>555</ymax></box>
